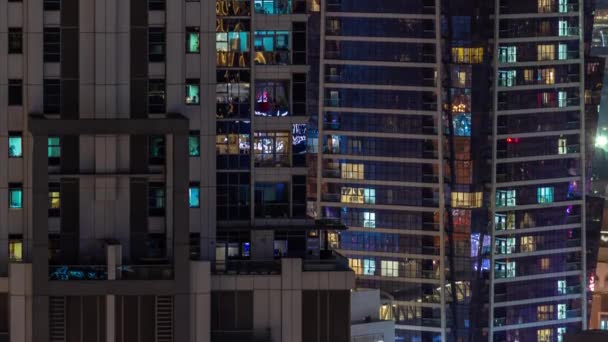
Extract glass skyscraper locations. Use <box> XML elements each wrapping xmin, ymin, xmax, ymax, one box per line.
<box><xmin>310</xmin><ymin>0</ymin><xmax>602</xmax><ymax>341</ymax></box>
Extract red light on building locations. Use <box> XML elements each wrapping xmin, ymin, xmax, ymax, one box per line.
<box><xmin>506</xmin><ymin>137</ymin><xmax>519</xmax><ymax>143</ymax></box>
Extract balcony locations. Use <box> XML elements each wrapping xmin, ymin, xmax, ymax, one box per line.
<box><xmin>116</xmin><ymin>264</ymin><xmax>174</xmax><ymax>280</ymax></box>
<box><xmin>211</xmin><ymin>260</ymin><xmax>281</xmax><ymax>275</ymax></box>
<box><xmin>49</xmin><ymin>265</ymin><xmax>108</xmax><ymax>280</ymax></box>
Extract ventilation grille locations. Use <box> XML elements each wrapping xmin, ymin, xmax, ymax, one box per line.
<box><xmin>49</xmin><ymin>296</ymin><xmax>66</xmax><ymax>342</ymax></box>
<box><xmin>155</xmin><ymin>296</ymin><xmax>173</xmax><ymax>342</ymax></box>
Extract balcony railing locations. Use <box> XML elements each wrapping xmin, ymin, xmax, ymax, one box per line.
<box><xmin>116</xmin><ymin>264</ymin><xmax>174</xmax><ymax>280</ymax></box>
<box><xmin>49</xmin><ymin>265</ymin><xmax>108</xmax><ymax>280</ymax></box>
<box><xmin>212</xmin><ymin>260</ymin><xmax>281</xmax><ymax>275</ymax></box>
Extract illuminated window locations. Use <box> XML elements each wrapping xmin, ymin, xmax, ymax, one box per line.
<box><xmin>451</xmin><ymin>47</ymin><xmax>483</xmax><ymax>64</ymax></box>
<box><xmin>504</xmin><ymin>213</ymin><xmax>515</xmax><ymax>229</ymax></box>
<box><xmin>540</xmin><ymin>257</ymin><xmax>551</xmax><ymax>271</ymax></box>
<box><xmin>216</xmin><ymin>134</ymin><xmax>250</xmax><ymax>155</ymax></box>
<box><xmin>253</xmin><ymin>132</ymin><xmax>290</xmax><ymax>167</ymax></box>
<box><xmin>496</xmin><ymin>237</ymin><xmax>515</xmax><ymax>254</ymax></box>
<box><xmin>453</xmin><ymin>113</ymin><xmax>471</xmax><ymax>136</ymax></box>
<box><xmin>537</xmin><ymin>306</ymin><xmax>554</xmax><ymax>321</ymax></box>
<box><xmin>255</xmin><ymin>80</ymin><xmax>290</xmax><ymax>117</ymax></box>
<box><xmin>558</xmin><ymin>43</ymin><xmax>568</xmax><ymax>60</ymax></box>
<box><xmin>557</xmin><ymin>304</ymin><xmax>566</xmax><ymax>319</ymax></box>
<box><xmin>520</xmin><ymin>236</ymin><xmax>536</xmax><ymax>252</ymax></box>
<box><xmin>341</xmin><ymin>163</ymin><xmax>364</xmax><ymax>180</ymax></box>
<box><xmin>524</xmin><ymin>69</ymin><xmax>534</xmax><ymax>83</ymax></box>
<box><xmin>498</xmin><ymin>46</ymin><xmax>517</xmax><ymax>63</ymax></box>
<box><xmin>253</xmin><ymin>31</ymin><xmax>290</xmax><ymax>65</ymax></box>
<box><xmin>537</xmin><ymin>329</ymin><xmax>552</xmax><ymax>342</ymax></box>
<box><xmin>558</xmin><ymin>138</ymin><xmax>567</xmax><ymax>154</ymax></box>
<box><xmin>538</xmin><ymin>68</ymin><xmax>555</xmax><ymax>84</ymax></box>
<box><xmin>185</xmin><ymin>79</ymin><xmax>200</xmax><ymax>105</ymax></box>
<box><xmin>349</xmin><ymin>258</ymin><xmax>362</xmax><ymax>275</ymax></box>
<box><xmin>537</xmin><ymin>44</ymin><xmax>555</xmax><ymax>61</ymax></box>
<box><xmin>558</xmin><ymin>91</ymin><xmax>567</xmax><ymax>107</ymax></box>
<box><xmin>557</xmin><ymin>327</ymin><xmax>566</xmax><ymax>342</ymax></box>
<box><xmin>8</xmin><ymin>133</ymin><xmax>22</xmax><ymax>158</ymax></box>
<box><xmin>189</xmin><ymin>131</ymin><xmax>200</xmax><ymax>157</ymax></box>
<box><xmin>363</xmin><ymin>258</ymin><xmax>375</xmax><ymax>275</ymax></box>
<box><xmin>254</xmin><ymin>0</ymin><xmax>294</xmax><ymax>14</ymax></box>
<box><xmin>452</xmin><ymin>192</ymin><xmax>482</xmax><ymax>208</ymax></box>
<box><xmin>495</xmin><ymin>214</ymin><xmax>507</xmax><ymax>230</ymax></box>
<box><xmin>189</xmin><ymin>183</ymin><xmax>200</xmax><ymax>208</ymax></box>
<box><xmin>558</xmin><ymin>20</ymin><xmax>568</xmax><ymax>36</ymax></box>
<box><xmin>9</xmin><ymin>185</ymin><xmax>22</xmax><ymax>209</ymax></box>
<box><xmin>557</xmin><ymin>280</ymin><xmax>567</xmax><ymax>294</ymax></box>
<box><xmin>363</xmin><ymin>212</ymin><xmax>376</xmax><ymax>228</ymax></box>
<box><xmin>507</xmin><ymin>261</ymin><xmax>516</xmax><ymax>277</ymax></box>
<box><xmin>216</xmin><ymin>31</ymin><xmax>250</xmax><ymax>67</ymax></box>
<box><xmin>48</xmin><ymin>185</ymin><xmax>60</xmax><ymax>217</ymax></box>
<box><xmin>341</xmin><ymin>187</ymin><xmax>363</xmax><ymax>204</ymax></box>
<box><xmin>498</xmin><ymin>70</ymin><xmax>516</xmax><ymax>87</ymax></box>
<box><xmin>496</xmin><ymin>190</ymin><xmax>516</xmax><ymax>207</ymax></box>
<box><xmin>186</xmin><ymin>27</ymin><xmax>200</xmax><ymax>53</ymax></box>
<box><xmin>537</xmin><ymin>187</ymin><xmax>554</xmax><ymax>203</ymax></box>
<box><xmin>48</xmin><ymin>136</ymin><xmax>61</xmax><ymax>164</ymax></box>
<box><xmin>9</xmin><ymin>236</ymin><xmax>22</xmax><ymax>262</ymax></box>
<box><xmin>364</xmin><ymin>189</ymin><xmax>375</xmax><ymax>204</ymax></box>
<box><xmin>381</xmin><ymin>260</ymin><xmax>399</xmax><ymax>277</ymax></box>
<box><xmin>538</xmin><ymin>0</ymin><xmax>553</xmax><ymax>12</ymax></box>
<box><xmin>558</xmin><ymin>0</ymin><xmax>568</xmax><ymax>12</ymax></box>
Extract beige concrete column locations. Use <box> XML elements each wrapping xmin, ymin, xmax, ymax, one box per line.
<box><xmin>190</xmin><ymin>261</ymin><xmax>210</xmax><ymax>342</ymax></box>
<box><xmin>106</xmin><ymin>244</ymin><xmax>121</xmax><ymax>342</ymax></box>
<box><xmin>9</xmin><ymin>263</ymin><xmax>32</xmax><ymax>342</ymax></box>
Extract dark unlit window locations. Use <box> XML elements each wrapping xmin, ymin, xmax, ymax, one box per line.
<box><xmin>43</xmin><ymin>79</ymin><xmax>61</xmax><ymax>114</ymax></box>
<box><xmin>44</xmin><ymin>0</ymin><xmax>60</xmax><ymax>10</ymax></box>
<box><xmin>148</xmin><ymin>183</ymin><xmax>166</xmax><ymax>216</ymax></box>
<box><xmin>149</xmin><ymin>0</ymin><xmax>165</xmax><ymax>10</ymax></box>
<box><xmin>8</xmin><ymin>80</ymin><xmax>23</xmax><ymax>106</ymax></box>
<box><xmin>148</xmin><ymin>79</ymin><xmax>166</xmax><ymax>114</ymax></box>
<box><xmin>8</xmin><ymin>28</ymin><xmax>22</xmax><ymax>54</ymax></box>
<box><xmin>149</xmin><ymin>28</ymin><xmax>166</xmax><ymax>62</ymax></box>
<box><xmin>43</xmin><ymin>28</ymin><xmax>61</xmax><ymax>62</ymax></box>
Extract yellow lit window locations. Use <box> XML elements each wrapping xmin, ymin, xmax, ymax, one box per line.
<box><xmin>349</xmin><ymin>258</ymin><xmax>362</xmax><ymax>275</ymax></box>
<box><xmin>451</xmin><ymin>192</ymin><xmax>482</xmax><ymax>208</ymax></box>
<box><xmin>381</xmin><ymin>260</ymin><xmax>399</xmax><ymax>277</ymax></box>
<box><xmin>538</xmin><ymin>0</ymin><xmax>553</xmax><ymax>13</ymax></box>
<box><xmin>520</xmin><ymin>236</ymin><xmax>536</xmax><ymax>252</ymax></box>
<box><xmin>49</xmin><ymin>191</ymin><xmax>60</xmax><ymax>209</ymax></box>
<box><xmin>537</xmin><ymin>305</ymin><xmax>554</xmax><ymax>321</ymax></box>
<box><xmin>9</xmin><ymin>238</ymin><xmax>22</xmax><ymax>262</ymax></box>
<box><xmin>537</xmin><ymin>44</ymin><xmax>555</xmax><ymax>61</ymax></box>
<box><xmin>341</xmin><ymin>163</ymin><xmax>364</xmax><ymax>180</ymax></box>
<box><xmin>341</xmin><ymin>187</ymin><xmax>363</xmax><ymax>203</ymax></box>
<box><xmin>540</xmin><ymin>257</ymin><xmax>551</xmax><ymax>271</ymax></box>
<box><xmin>524</xmin><ymin>69</ymin><xmax>534</xmax><ymax>83</ymax></box>
<box><xmin>451</xmin><ymin>47</ymin><xmax>484</xmax><ymax>64</ymax></box>
<box><xmin>539</xmin><ymin>68</ymin><xmax>555</xmax><ymax>84</ymax></box>
<box><xmin>537</xmin><ymin>329</ymin><xmax>552</xmax><ymax>342</ymax></box>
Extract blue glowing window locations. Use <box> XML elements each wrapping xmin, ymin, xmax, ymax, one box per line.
<box><xmin>537</xmin><ymin>187</ymin><xmax>554</xmax><ymax>204</ymax></box>
<box><xmin>453</xmin><ymin>114</ymin><xmax>471</xmax><ymax>136</ymax></box>
<box><xmin>9</xmin><ymin>186</ymin><xmax>22</xmax><ymax>209</ymax></box>
<box><xmin>189</xmin><ymin>185</ymin><xmax>200</xmax><ymax>208</ymax></box>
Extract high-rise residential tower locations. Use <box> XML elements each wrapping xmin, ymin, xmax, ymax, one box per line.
<box><xmin>310</xmin><ymin>0</ymin><xmax>603</xmax><ymax>341</ymax></box>
<box><xmin>0</xmin><ymin>0</ymin><xmax>354</xmax><ymax>341</ymax></box>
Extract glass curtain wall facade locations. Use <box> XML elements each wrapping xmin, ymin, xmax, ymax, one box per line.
<box><xmin>314</xmin><ymin>0</ymin><xmax>446</xmax><ymax>341</ymax></box>
<box><xmin>491</xmin><ymin>1</ymin><xmax>592</xmax><ymax>341</ymax></box>
<box><xmin>312</xmin><ymin>0</ymin><xmax>601</xmax><ymax>341</ymax></box>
